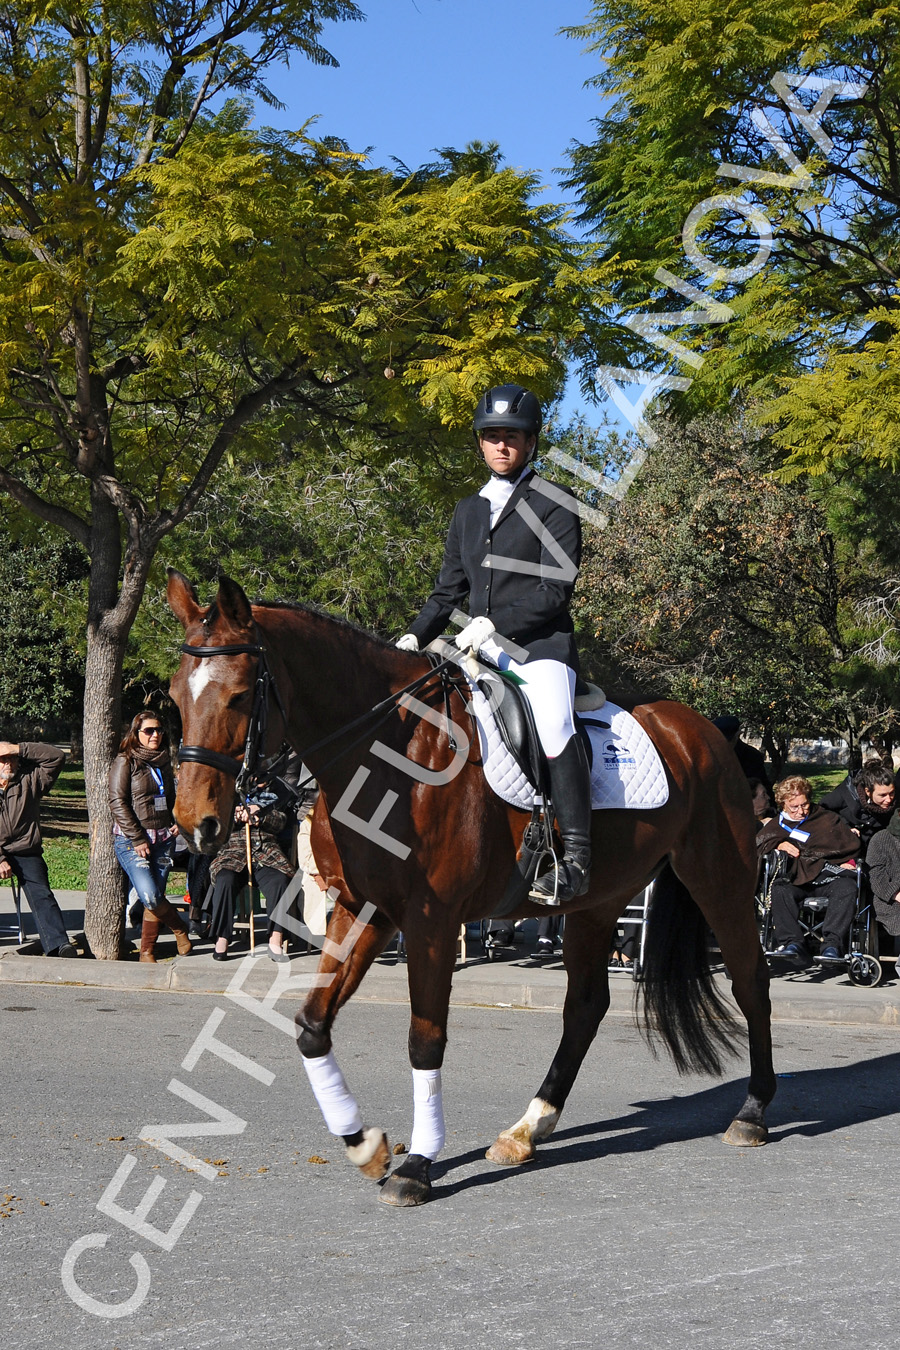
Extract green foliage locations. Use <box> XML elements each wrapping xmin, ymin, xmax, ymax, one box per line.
<box><xmin>574</xmin><ymin>415</ymin><xmax>900</xmax><ymax>747</ymax></box>
<box><xmin>0</xmin><ymin>522</ymin><xmax>86</xmax><ymax>732</ymax></box>
<box><xmin>565</xmin><ymin>0</ymin><xmax>900</xmax><ymax>456</ymax></box>
<box><xmin>128</xmin><ymin>444</ymin><xmax>455</xmax><ymax>687</ymax></box>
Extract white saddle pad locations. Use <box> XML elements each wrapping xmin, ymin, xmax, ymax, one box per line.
<box><xmin>466</xmin><ymin>680</ymin><xmax>669</xmax><ymax>813</ymax></box>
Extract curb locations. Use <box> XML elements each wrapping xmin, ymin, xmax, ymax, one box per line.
<box><xmin>3</xmin><ymin>949</ymin><xmax>900</xmax><ymax>1027</ymax></box>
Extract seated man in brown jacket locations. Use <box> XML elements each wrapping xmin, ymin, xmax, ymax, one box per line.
<box><xmin>0</xmin><ymin>740</ymin><xmax>78</xmax><ymax>957</ymax></box>
<box><xmin>758</xmin><ymin>775</ymin><xmax>859</xmax><ymax>969</ymax></box>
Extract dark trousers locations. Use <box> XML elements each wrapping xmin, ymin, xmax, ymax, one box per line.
<box><xmin>208</xmin><ymin>865</ymin><xmax>296</xmax><ymax>942</ymax></box>
<box><xmin>537</xmin><ymin>915</ymin><xmax>562</xmax><ymax>942</ymax></box>
<box><xmin>771</xmin><ymin>872</ymin><xmax>858</xmax><ymax>951</ymax></box>
<box><xmin>8</xmin><ymin>851</ymin><xmax>69</xmax><ymax>954</ymax></box>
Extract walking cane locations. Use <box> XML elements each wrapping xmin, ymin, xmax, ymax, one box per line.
<box><xmin>245</xmin><ymin>815</ymin><xmax>257</xmax><ymax>952</ymax></box>
<box><xmin>11</xmin><ymin>872</ymin><xmax>26</xmax><ymax>945</ymax></box>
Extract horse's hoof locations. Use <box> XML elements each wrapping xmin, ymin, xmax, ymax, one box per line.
<box><xmin>379</xmin><ymin>1155</ymin><xmax>431</xmax><ymax>1207</ymax></box>
<box><xmin>485</xmin><ymin>1132</ymin><xmax>535</xmax><ymax>1166</ymax></box>
<box><xmin>723</xmin><ymin>1119</ymin><xmax>768</xmax><ymax>1147</ymax></box>
<box><xmin>346</xmin><ymin>1127</ymin><xmax>391</xmax><ymax>1180</ymax></box>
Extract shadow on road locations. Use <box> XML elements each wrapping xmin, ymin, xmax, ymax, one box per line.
<box><xmin>431</xmin><ymin>1050</ymin><xmax>900</xmax><ymax>1198</ymax></box>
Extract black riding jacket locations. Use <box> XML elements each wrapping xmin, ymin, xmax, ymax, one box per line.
<box><xmin>408</xmin><ymin>469</ymin><xmax>582</xmax><ymax>670</ymax></box>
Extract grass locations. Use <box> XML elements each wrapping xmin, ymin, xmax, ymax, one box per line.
<box><xmin>782</xmin><ymin>762</ymin><xmax>849</xmax><ymax>801</ymax></box>
<box><xmin>46</xmin><ymin>763</ymin><xmax>87</xmax><ymax>799</ymax></box>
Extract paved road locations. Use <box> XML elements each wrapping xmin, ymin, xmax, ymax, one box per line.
<box><xmin>4</xmin><ymin>986</ymin><xmax>900</xmax><ymax>1350</ymax></box>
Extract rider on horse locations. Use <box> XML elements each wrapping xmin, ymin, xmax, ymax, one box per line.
<box><xmin>396</xmin><ymin>383</ymin><xmax>591</xmax><ymax>904</ymax></box>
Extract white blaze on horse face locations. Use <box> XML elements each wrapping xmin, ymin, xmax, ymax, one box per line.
<box><xmin>188</xmin><ymin>662</ymin><xmax>213</xmax><ymax>704</ymax></box>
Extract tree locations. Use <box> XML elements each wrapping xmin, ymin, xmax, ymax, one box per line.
<box><xmin>0</xmin><ymin>522</ymin><xmax>86</xmax><ymax>734</ymax></box>
<box><xmin>573</xmin><ymin>415</ymin><xmax>900</xmax><ymax>761</ymax></box>
<box><xmin>0</xmin><ymin>5</ymin><xmax>601</xmax><ymax>956</ymax></box>
<box><xmin>564</xmin><ymin>0</ymin><xmax>900</xmax><ymax>459</ymax></box>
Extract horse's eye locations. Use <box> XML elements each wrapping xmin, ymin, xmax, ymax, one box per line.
<box><xmin>228</xmin><ymin>690</ymin><xmax>252</xmax><ymax>709</ymax></box>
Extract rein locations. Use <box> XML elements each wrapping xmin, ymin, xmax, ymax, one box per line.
<box><xmin>178</xmin><ymin>633</ymin><xmax>462</xmax><ymax>796</ymax></box>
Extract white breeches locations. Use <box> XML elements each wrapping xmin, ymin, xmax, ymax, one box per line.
<box><xmin>479</xmin><ymin>640</ymin><xmax>576</xmax><ymax>758</ymax></box>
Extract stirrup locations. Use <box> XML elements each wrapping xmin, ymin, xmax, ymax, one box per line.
<box><xmin>530</xmin><ymin>855</ymin><xmax>590</xmax><ymax>906</ymax></box>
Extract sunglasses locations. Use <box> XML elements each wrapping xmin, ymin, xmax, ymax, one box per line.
<box><xmin>140</xmin><ymin>727</ymin><xmax>163</xmax><ymax>736</ymax></box>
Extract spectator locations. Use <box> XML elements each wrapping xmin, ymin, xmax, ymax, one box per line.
<box><xmin>747</xmin><ymin>777</ymin><xmax>773</xmax><ymax>826</ymax></box>
<box><xmin>109</xmin><ymin>711</ymin><xmax>191</xmax><ymax>963</ymax></box>
<box><xmin>0</xmin><ymin>739</ymin><xmax>78</xmax><ymax>958</ymax></box>
<box><xmin>712</xmin><ymin>715</ymin><xmax>772</xmax><ymax>792</ymax></box>
<box><xmin>758</xmin><ymin>776</ymin><xmax>859</xmax><ymax>969</ymax></box>
<box><xmin>534</xmin><ymin>913</ymin><xmax>563</xmax><ymax>958</ymax></box>
<box><xmin>863</xmin><ymin>811</ymin><xmax>900</xmax><ymax>962</ymax></box>
<box><xmin>208</xmin><ymin>777</ymin><xmax>299</xmax><ymax>963</ymax></box>
<box><xmin>819</xmin><ymin>763</ymin><xmax>895</xmax><ymax>852</ymax></box>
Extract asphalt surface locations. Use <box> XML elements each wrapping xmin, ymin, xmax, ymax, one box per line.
<box><xmin>4</xmin><ymin>987</ymin><xmax>900</xmax><ymax>1350</ymax></box>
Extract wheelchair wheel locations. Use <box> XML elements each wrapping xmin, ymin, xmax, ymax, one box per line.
<box><xmin>848</xmin><ymin>954</ymin><xmax>883</xmax><ymax>987</ymax></box>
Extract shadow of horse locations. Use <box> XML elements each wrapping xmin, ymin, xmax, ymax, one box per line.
<box><xmin>427</xmin><ymin>1050</ymin><xmax>900</xmax><ymax>1198</ymax></box>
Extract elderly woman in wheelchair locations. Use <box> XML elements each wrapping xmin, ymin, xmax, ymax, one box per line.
<box><xmin>757</xmin><ymin>776</ymin><xmax>860</xmax><ymax>971</ymax></box>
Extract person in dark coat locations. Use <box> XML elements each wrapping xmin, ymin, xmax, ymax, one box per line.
<box><xmin>758</xmin><ymin>775</ymin><xmax>860</xmax><ymax>968</ymax></box>
<box><xmin>208</xmin><ymin>777</ymin><xmax>298</xmax><ymax>963</ymax></box>
<box><xmin>819</xmin><ymin>763</ymin><xmax>895</xmax><ymax>853</ymax></box>
<box><xmin>864</xmin><ymin>812</ymin><xmax>900</xmax><ymax>956</ymax></box>
<box><xmin>712</xmin><ymin>715</ymin><xmax>772</xmax><ymax>793</ymax></box>
<box><xmin>396</xmin><ymin>383</ymin><xmax>589</xmax><ymax>904</ymax></box>
<box><xmin>0</xmin><ymin>739</ymin><xmax>78</xmax><ymax>957</ymax></box>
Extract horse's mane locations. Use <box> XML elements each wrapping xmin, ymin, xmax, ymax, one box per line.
<box><xmin>251</xmin><ymin>598</ymin><xmax>401</xmax><ymax>658</ymax></box>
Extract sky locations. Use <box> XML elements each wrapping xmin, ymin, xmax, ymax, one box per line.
<box><xmin>259</xmin><ymin>0</ymin><xmax>602</xmax><ymax>198</ymax></box>
<box><xmin>253</xmin><ymin>0</ymin><xmax>608</xmax><ymax>425</ymax></box>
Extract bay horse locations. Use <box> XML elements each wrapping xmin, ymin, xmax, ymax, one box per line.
<box><xmin>167</xmin><ymin>571</ymin><xmax>774</xmax><ymax>1206</ymax></box>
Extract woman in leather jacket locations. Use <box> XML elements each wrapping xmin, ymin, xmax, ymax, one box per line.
<box><xmin>108</xmin><ymin>710</ymin><xmax>191</xmax><ymax>963</ymax></box>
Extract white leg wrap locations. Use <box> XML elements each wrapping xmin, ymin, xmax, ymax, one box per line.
<box><xmin>409</xmin><ymin>1068</ymin><xmax>445</xmax><ymax>1161</ymax></box>
<box><xmin>301</xmin><ymin>1050</ymin><xmax>363</xmax><ymax>1137</ymax></box>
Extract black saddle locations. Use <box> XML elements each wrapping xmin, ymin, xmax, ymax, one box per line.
<box><xmin>477</xmin><ymin>671</ymin><xmax>597</xmax><ymax>800</ymax></box>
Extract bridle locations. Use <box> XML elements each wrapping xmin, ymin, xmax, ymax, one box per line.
<box><xmin>177</xmin><ymin>630</ymin><xmax>464</xmax><ymax>798</ymax></box>
<box><xmin>177</xmin><ymin>635</ymin><xmax>290</xmax><ymax>795</ymax></box>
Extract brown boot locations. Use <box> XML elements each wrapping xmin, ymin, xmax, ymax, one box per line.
<box><xmin>139</xmin><ymin>911</ymin><xmax>160</xmax><ymax>963</ymax></box>
<box><xmin>155</xmin><ymin>899</ymin><xmax>193</xmax><ymax>957</ymax></box>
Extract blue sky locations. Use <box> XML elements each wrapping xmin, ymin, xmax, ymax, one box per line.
<box><xmin>260</xmin><ymin>0</ymin><xmax>602</xmax><ymax>200</ymax></box>
<box><xmin>256</xmin><ymin>0</ymin><xmax>608</xmax><ymax>424</ymax></box>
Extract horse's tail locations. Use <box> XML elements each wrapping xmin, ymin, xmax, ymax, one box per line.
<box><xmin>638</xmin><ymin>862</ymin><xmax>743</xmax><ymax>1076</ymax></box>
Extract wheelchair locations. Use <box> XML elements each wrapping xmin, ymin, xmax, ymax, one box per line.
<box><xmin>757</xmin><ymin>852</ymin><xmax>883</xmax><ymax>987</ymax></box>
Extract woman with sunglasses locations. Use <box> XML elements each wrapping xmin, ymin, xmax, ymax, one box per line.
<box><xmin>108</xmin><ymin>711</ymin><xmax>191</xmax><ymax>963</ymax></box>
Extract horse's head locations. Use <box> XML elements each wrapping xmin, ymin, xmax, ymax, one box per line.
<box><xmin>167</xmin><ymin>570</ymin><xmax>269</xmax><ymax>854</ymax></box>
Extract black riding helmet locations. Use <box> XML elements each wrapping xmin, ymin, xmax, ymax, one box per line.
<box><xmin>473</xmin><ymin>384</ymin><xmax>542</xmax><ymax>443</ymax></box>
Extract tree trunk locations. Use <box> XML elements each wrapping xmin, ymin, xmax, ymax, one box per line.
<box><xmin>82</xmin><ymin>621</ymin><xmax>128</xmax><ymax>958</ymax></box>
<box><xmin>82</xmin><ymin>486</ymin><xmax>132</xmax><ymax>960</ymax></box>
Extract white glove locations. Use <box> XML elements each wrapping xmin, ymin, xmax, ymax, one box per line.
<box><xmin>396</xmin><ymin>633</ymin><xmax>419</xmax><ymax>652</ymax></box>
<box><xmin>454</xmin><ymin>615</ymin><xmax>495</xmax><ymax>655</ymax></box>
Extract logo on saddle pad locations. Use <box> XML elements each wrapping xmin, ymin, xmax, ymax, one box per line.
<box><xmin>601</xmin><ymin>739</ymin><xmax>636</xmax><ymax>772</ymax></box>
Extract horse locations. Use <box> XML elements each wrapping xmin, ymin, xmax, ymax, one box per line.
<box><xmin>167</xmin><ymin>570</ymin><xmax>775</xmax><ymax>1206</ymax></box>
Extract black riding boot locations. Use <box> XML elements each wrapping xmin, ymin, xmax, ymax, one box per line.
<box><xmin>530</xmin><ymin>734</ymin><xmax>592</xmax><ymax>905</ymax></box>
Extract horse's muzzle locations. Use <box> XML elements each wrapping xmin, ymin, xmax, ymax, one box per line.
<box><xmin>176</xmin><ymin>812</ymin><xmax>226</xmax><ymax>855</ymax></box>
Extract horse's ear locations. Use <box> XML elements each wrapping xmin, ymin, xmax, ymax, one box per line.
<box><xmin>216</xmin><ymin>575</ymin><xmax>253</xmax><ymax>629</ymax></box>
<box><xmin>167</xmin><ymin>569</ymin><xmax>202</xmax><ymax>629</ymax></box>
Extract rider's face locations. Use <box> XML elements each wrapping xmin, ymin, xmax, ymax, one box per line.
<box><xmin>479</xmin><ymin>427</ymin><xmax>535</xmax><ymax>477</ymax></box>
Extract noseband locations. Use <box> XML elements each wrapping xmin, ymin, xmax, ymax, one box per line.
<box><xmin>177</xmin><ymin>637</ymin><xmax>289</xmax><ymax>794</ymax></box>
